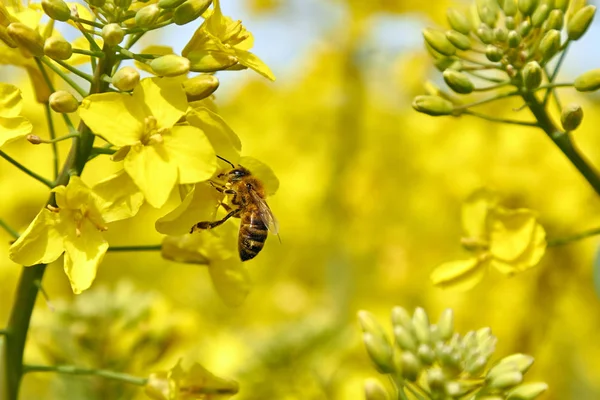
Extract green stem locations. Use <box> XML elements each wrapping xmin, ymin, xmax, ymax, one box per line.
<box><xmin>547</xmin><ymin>226</ymin><xmax>600</xmax><ymax>247</ymax></box>
<box><xmin>461</xmin><ymin>110</ymin><xmax>539</xmax><ymax>127</ymax></box>
<box><xmin>71</xmin><ymin>16</ymin><xmax>104</xmax><ymax>29</ymax></box>
<box><xmin>23</xmin><ymin>364</ymin><xmax>148</xmax><ymax>386</ymax></box>
<box><xmin>465</xmin><ymin>70</ymin><xmax>507</xmax><ymax>83</ymax></box>
<box><xmin>454</xmin><ymin>90</ymin><xmax>520</xmax><ymax>111</ymax></box>
<box><xmin>44</xmin><ymin>103</ymin><xmax>59</xmax><ymax>178</ymax></box>
<box><xmin>0</xmin><ymin>219</ymin><xmax>19</xmax><ymax>239</ymax></box>
<box><xmin>38</xmin><ymin>57</ymin><xmax>87</xmax><ymax>97</ymax></box>
<box><xmin>107</xmin><ymin>245</ymin><xmax>162</xmax><ymax>252</ymax></box>
<box><xmin>53</xmin><ymin>59</ymin><xmax>94</xmax><ymax>83</ymax></box>
<box><xmin>472</xmin><ymin>81</ymin><xmax>512</xmax><ymax>92</ymax></box>
<box><xmin>543</xmin><ymin>44</ymin><xmax>570</xmax><ymax>107</ymax></box>
<box><xmin>36</xmin><ymin>133</ymin><xmax>80</xmax><ymax>144</ymax></box>
<box><xmin>72</xmin><ymin>48</ymin><xmax>105</xmax><ymax>58</ymax></box>
<box><xmin>33</xmin><ymin>59</ymin><xmax>76</xmax><ymax>131</ymax></box>
<box><xmin>522</xmin><ymin>91</ymin><xmax>600</xmax><ymax>196</ymax></box>
<box><xmin>0</xmin><ymin>150</ymin><xmax>54</xmax><ymax>188</ymax></box>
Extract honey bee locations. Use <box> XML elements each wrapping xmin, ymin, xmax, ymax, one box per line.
<box><xmin>190</xmin><ymin>157</ymin><xmax>279</xmax><ymax>261</ymax></box>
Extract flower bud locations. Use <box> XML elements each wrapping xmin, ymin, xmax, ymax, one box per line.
<box><xmin>519</xmin><ymin>20</ymin><xmax>532</xmax><ymax>37</ymax></box>
<box><xmin>112</xmin><ymin>66</ymin><xmax>140</xmax><ymax>91</ymax></box>
<box><xmin>102</xmin><ymin>23</ymin><xmax>124</xmax><ymax>46</ymax></box>
<box><xmin>446</xmin><ymin>30</ymin><xmax>471</xmax><ymax>50</ymax></box>
<box><xmin>49</xmin><ymin>90</ymin><xmax>79</xmax><ymax>113</ymax></box>
<box><xmin>7</xmin><ymin>23</ymin><xmax>44</xmax><ymax>57</ymax></box>
<box><xmin>391</xmin><ymin>307</ymin><xmax>415</xmax><ymax>332</ymax></box>
<box><xmin>443</xmin><ymin>70</ymin><xmax>474</xmax><ymax>94</ymax></box>
<box><xmin>364</xmin><ymin>379</ymin><xmax>390</xmax><ymax>400</ymax></box>
<box><xmin>465</xmin><ymin>355</ymin><xmax>488</xmax><ymax>376</ymax></box>
<box><xmin>114</xmin><ymin>0</ymin><xmax>132</xmax><ymax>10</ymax></box>
<box><xmin>506</xmin><ymin>382</ymin><xmax>549</xmax><ymax>400</ymax></box>
<box><xmin>488</xmin><ymin>371</ymin><xmax>523</xmax><ymax>389</ymax></box>
<box><xmin>437</xmin><ymin>309</ymin><xmax>454</xmax><ymax>341</ymax></box>
<box><xmin>392</xmin><ymin>326</ymin><xmax>416</xmax><ymax>352</ymax></box>
<box><xmin>42</xmin><ymin>0</ymin><xmax>71</xmax><ymax>21</ymax></box>
<box><xmin>493</xmin><ymin>27</ymin><xmax>507</xmax><ymax>42</ymax></box>
<box><xmin>87</xmin><ymin>0</ymin><xmax>106</xmax><ymax>6</ymax></box>
<box><xmin>477</xmin><ymin>0</ymin><xmax>498</xmax><ymax>26</ymax></box>
<box><xmin>574</xmin><ymin>69</ymin><xmax>600</xmax><ymax>92</ymax></box>
<box><xmin>567</xmin><ymin>5</ymin><xmax>596</xmax><ymax>41</ymax></box>
<box><xmin>150</xmin><ymin>54</ymin><xmax>190</xmax><ymax>77</ymax></box>
<box><xmin>495</xmin><ymin>353</ymin><xmax>535</xmax><ymax>374</ymax></box>
<box><xmin>0</xmin><ymin>26</ymin><xmax>17</xmax><ymax>48</ymax></box>
<box><xmin>416</xmin><ymin>344</ymin><xmax>435</xmax><ymax>365</ymax></box>
<box><xmin>423</xmin><ymin>28</ymin><xmax>456</xmax><ymax>56</ymax></box>
<box><xmin>522</xmin><ymin>61</ymin><xmax>542</xmax><ymax>90</ymax></box>
<box><xmin>158</xmin><ymin>0</ymin><xmax>186</xmax><ymax>9</ymax></box>
<box><xmin>561</xmin><ymin>103</ymin><xmax>583</xmax><ymax>131</ymax></box>
<box><xmin>358</xmin><ymin>311</ymin><xmax>394</xmax><ymax>373</ymax></box>
<box><xmin>427</xmin><ymin>368</ymin><xmax>445</xmax><ymax>394</ymax></box>
<box><xmin>412</xmin><ymin>95</ymin><xmax>454</xmax><ymax>116</ymax></box>
<box><xmin>26</xmin><ymin>134</ymin><xmax>43</xmax><ymax>144</ymax></box>
<box><xmin>44</xmin><ymin>36</ymin><xmax>73</xmax><ymax>60</ymax></box>
<box><xmin>545</xmin><ymin>9</ymin><xmax>564</xmax><ymax>30</ymax></box>
<box><xmin>502</xmin><ymin>0</ymin><xmax>518</xmax><ymax>16</ymax></box>
<box><xmin>135</xmin><ymin>4</ymin><xmax>160</xmax><ymax>28</ymax></box>
<box><xmin>539</xmin><ymin>29</ymin><xmax>561</xmax><ymax>62</ymax></box>
<box><xmin>173</xmin><ymin>0</ymin><xmax>212</xmax><ymax>26</ymax></box>
<box><xmin>187</xmin><ymin>50</ymin><xmax>238</xmax><ymax>72</ymax></box>
<box><xmin>399</xmin><ymin>352</ymin><xmax>420</xmax><ymax>382</ymax></box>
<box><xmin>507</xmin><ymin>30</ymin><xmax>521</xmax><ymax>48</ymax></box>
<box><xmin>476</xmin><ymin>25</ymin><xmax>493</xmax><ymax>44</ymax></box>
<box><xmin>505</xmin><ymin>16</ymin><xmax>516</xmax><ymax>29</ymax></box>
<box><xmin>532</xmin><ymin>4</ymin><xmax>550</xmax><ymax>27</ymax></box>
<box><xmin>447</xmin><ymin>8</ymin><xmax>471</xmax><ymax>35</ymax></box>
<box><xmin>182</xmin><ymin>74</ymin><xmax>219</xmax><ymax>101</ymax></box>
<box><xmin>555</xmin><ymin>0</ymin><xmax>569</xmax><ymax>12</ymax></box>
<box><xmin>519</xmin><ymin>0</ymin><xmax>539</xmax><ymax>16</ymax></box>
<box><xmin>412</xmin><ymin>307</ymin><xmax>430</xmax><ymax>344</ymax></box>
<box><xmin>485</xmin><ymin>45</ymin><xmax>503</xmax><ymax>62</ymax></box>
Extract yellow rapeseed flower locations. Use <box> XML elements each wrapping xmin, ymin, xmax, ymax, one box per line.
<box><xmin>0</xmin><ymin>82</ymin><xmax>32</xmax><ymax>146</ymax></box>
<box><xmin>431</xmin><ymin>189</ymin><xmax>547</xmax><ymax>290</ymax></box>
<box><xmin>9</xmin><ymin>177</ymin><xmax>109</xmax><ymax>294</ymax></box>
<box><xmin>78</xmin><ymin>77</ymin><xmax>217</xmax><ymax>208</ymax></box>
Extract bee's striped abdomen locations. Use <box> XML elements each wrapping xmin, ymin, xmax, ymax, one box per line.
<box><xmin>239</xmin><ymin>208</ymin><xmax>268</xmax><ymax>261</ymax></box>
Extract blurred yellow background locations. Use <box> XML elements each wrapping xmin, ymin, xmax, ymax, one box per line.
<box><xmin>2</xmin><ymin>0</ymin><xmax>600</xmax><ymax>399</ymax></box>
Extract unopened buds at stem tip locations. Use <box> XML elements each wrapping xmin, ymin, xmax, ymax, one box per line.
<box><xmin>102</xmin><ymin>23</ymin><xmax>124</xmax><ymax>46</ymax></box>
<box><xmin>112</xmin><ymin>66</ymin><xmax>140</xmax><ymax>91</ymax></box>
<box><xmin>574</xmin><ymin>68</ymin><xmax>600</xmax><ymax>92</ymax></box>
<box><xmin>567</xmin><ymin>5</ymin><xmax>596</xmax><ymax>41</ymax></box>
<box><xmin>26</xmin><ymin>134</ymin><xmax>42</xmax><ymax>144</ymax></box>
<box><xmin>44</xmin><ymin>36</ymin><xmax>72</xmax><ymax>60</ymax></box>
<box><xmin>412</xmin><ymin>95</ymin><xmax>454</xmax><ymax>116</ymax></box>
<box><xmin>41</xmin><ymin>0</ymin><xmax>71</xmax><ymax>21</ymax></box>
<box><xmin>49</xmin><ymin>90</ymin><xmax>79</xmax><ymax>113</ymax></box>
<box><xmin>561</xmin><ymin>103</ymin><xmax>583</xmax><ymax>131</ymax></box>
<box><xmin>7</xmin><ymin>22</ymin><xmax>44</xmax><ymax>57</ymax></box>
<box><xmin>150</xmin><ymin>54</ymin><xmax>191</xmax><ymax>77</ymax></box>
<box><xmin>364</xmin><ymin>379</ymin><xmax>390</xmax><ymax>400</ymax></box>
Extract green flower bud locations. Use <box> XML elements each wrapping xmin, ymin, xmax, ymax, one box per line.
<box><xmin>412</xmin><ymin>308</ymin><xmax>430</xmax><ymax>344</ymax></box>
<box><xmin>505</xmin><ymin>16</ymin><xmax>516</xmax><ymax>29</ymax></box>
<box><xmin>358</xmin><ymin>311</ymin><xmax>394</xmax><ymax>374</ymax></box>
<box><xmin>49</xmin><ymin>90</ymin><xmax>79</xmax><ymax>113</ymax></box>
<box><xmin>112</xmin><ymin>66</ymin><xmax>140</xmax><ymax>91</ymax></box>
<box><xmin>447</xmin><ymin>8</ymin><xmax>471</xmax><ymax>34</ymax></box>
<box><xmin>393</xmin><ymin>326</ymin><xmax>417</xmax><ymax>351</ymax></box>
<box><xmin>102</xmin><ymin>23</ymin><xmax>124</xmax><ymax>46</ymax></box>
<box><xmin>158</xmin><ymin>0</ymin><xmax>186</xmax><ymax>9</ymax></box>
<box><xmin>391</xmin><ymin>307</ymin><xmax>415</xmax><ymax>332</ymax></box>
<box><xmin>26</xmin><ymin>134</ymin><xmax>43</xmax><ymax>144</ymax></box>
<box><xmin>416</xmin><ymin>344</ymin><xmax>436</xmax><ymax>365</ymax></box>
<box><xmin>539</xmin><ymin>29</ymin><xmax>561</xmax><ymax>62</ymax></box>
<box><xmin>182</xmin><ymin>74</ymin><xmax>219</xmax><ymax>101</ymax></box>
<box><xmin>44</xmin><ymin>36</ymin><xmax>73</xmax><ymax>60</ymax></box>
<box><xmin>494</xmin><ymin>27</ymin><xmax>507</xmax><ymax>42</ymax></box>
<box><xmin>187</xmin><ymin>50</ymin><xmax>238</xmax><ymax>72</ymax></box>
<box><xmin>506</xmin><ymin>382</ymin><xmax>549</xmax><ymax>400</ymax></box>
<box><xmin>519</xmin><ymin>0</ymin><xmax>539</xmax><ymax>16</ymax></box>
<box><xmin>488</xmin><ymin>371</ymin><xmax>523</xmax><ymax>389</ymax></box>
<box><xmin>150</xmin><ymin>54</ymin><xmax>190</xmax><ymax>77</ymax></box>
<box><xmin>87</xmin><ymin>0</ymin><xmax>106</xmax><ymax>6</ymax></box>
<box><xmin>412</xmin><ymin>95</ymin><xmax>454</xmax><ymax>116</ymax></box>
<box><xmin>574</xmin><ymin>68</ymin><xmax>600</xmax><ymax>92</ymax></box>
<box><xmin>427</xmin><ymin>368</ymin><xmax>446</xmax><ymax>394</ymax></box>
<box><xmin>423</xmin><ymin>28</ymin><xmax>456</xmax><ymax>56</ymax></box>
<box><xmin>7</xmin><ymin>22</ymin><xmax>44</xmax><ymax>57</ymax></box>
<box><xmin>507</xmin><ymin>30</ymin><xmax>521</xmax><ymax>47</ymax></box>
<box><xmin>532</xmin><ymin>4</ymin><xmax>550</xmax><ymax>27</ymax></box>
<box><xmin>477</xmin><ymin>0</ymin><xmax>499</xmax><ymax>26</ymax></box>
<box><xmin>495</xmin><ymin>353</ymin><xmax>535</xmax><ymax>374</ymax></box>
<box><xmin>41</xmin><ymin>0</ymin><xmax>71</xmax><ymax>21</ymax></box>
<box><xmin>522</xmin><ymin>61</ymin><xmax>543</xmax><ymax>90</ymax></box>
<box><xmin>135</xmin><ymin>4</ymin><xmax>161</xmax><ymax>28</ymax></box>
<box><xmin>400</xmin><ymin>352</ymin><xmax>421</xmax><ymax>381</ymax></box>
<box><xmin>364</xmin><ymin>379</ymin><xmax>390</xmax><ymax>400</ymax></box>
<box><xmin>503</xmin><ymin>0</ymin><xmax>518</xmax><ymax>16</ymax></box>
<box><xmin>545</xmin><ymin>9</ymin><xmax>564</xmax><ymax>30</ymax></box>
<box><xmin>567</xmin><ymin>5</ymin><xmax>596</xmax><ymax>41</ymax></box>
<box><xmin>443</xmin><ymin>70</ymin><xmax>474</xmax><ymax>94</ymax></box>
<box><xmin>560</xmin><ymin>103</ymin><xmax>583</xmax><ymax>131</ymax></box>
<box><xmin>437</xmin><ymin>309</ymin><xmax>454</xmax><ymax>341</ymax></box>
<box><xmin>555</xmin><ymin>0</ymin><xmax>569</xmax><ymax>12</ymax></box>
<box><xmin>465</xmin><ymin>355</ymin><xmax>488</xmax><ymax>376</ymax></box>
<box><xmin>114</xmin><ymin>0</ymin><xmax>132</xmax><ymax>10</ymax></box>
<box><xmin>485</xmin><ymin>45</ymin><xmax>503</xmax><ymax>62</ymax></box>
<box><xmin>477</xmin><ymin>25</ymin><xmax>493</xmax><ymax>44</ymax></box>
<box><xmin>173</xmin><ymin>0</ymin><xmax>212</xmax><ymax>26</ymax></box>
<box><xmin>446</xmin><ymin>30</ymin><xmax>471</xmax><ymax>50</ymax></box>
<box><xmin>0</xmin><ymin>26</ymin><xmax>17</xmax><ymax>48</ymax></box>
<box><xmin>519</xmin><ymin>20</ymin><xmax>532</xmax><ymax>37</ymax></box>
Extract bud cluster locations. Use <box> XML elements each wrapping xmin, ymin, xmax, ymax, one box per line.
<box><xmin>359</xmin><ymin>307</ymin><xmax>548</xmax><ymax>400</ymax></box>
<box><xmin>414</xmin><ymin>0</ymin><xmax>597</xmax><ymax>119</ymax></box>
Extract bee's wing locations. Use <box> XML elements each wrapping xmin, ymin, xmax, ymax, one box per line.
<box><xmin>249</xmin><ymin>190</ymin><xmax>280</xmax><ymax>236</ymax></box>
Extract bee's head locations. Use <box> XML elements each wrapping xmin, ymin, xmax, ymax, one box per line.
<box><xmin>228</xmin><ymin>166</ymin><xmax>251</xmax><ymax>182</ymax></box>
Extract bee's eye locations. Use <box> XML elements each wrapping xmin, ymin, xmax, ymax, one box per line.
<box><xmin>231</xmin><ymin>169</ymin><xmax>245</xmax><ymax>177</ymax></box>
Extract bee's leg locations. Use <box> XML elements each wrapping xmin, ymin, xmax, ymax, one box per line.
<box><xmin>209</xmin><ymin>181</ymin><xmax>227</xmax><ymax>193</ymax></box>
<box><xmin>190</xmin><ymin>208</ymin><xmax>241</xmax><ymax>233</ymax></box>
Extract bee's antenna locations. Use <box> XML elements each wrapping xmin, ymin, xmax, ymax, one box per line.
<box><xmin>217</xmin><ymin>155</ymin><xmax>235</xmax><ymax>168</ymax></box>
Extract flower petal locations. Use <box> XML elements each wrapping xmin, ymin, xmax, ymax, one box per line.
<box><xmin>208</xmin><ymin>258</ymin><xmax>252</xmax><ymax>307</ymax></box>
<box><xmin>489</xmin><ymin>207</ymin><xmax>537</xmax><ymax>262</ymax></box>
<box><xmin>133</xmin><ymin>78</ymin><xmax>187</xmax><ymax>130</ymax></box>
<box><xmin>79</xmin><ymin>92</ymin><xmax>144</xmax><ymax>146</ymax></box>
<box><xmin>186</xmin><ymin>107</ymin><xmax>241</xmax><ymax>167</ymax></box>
<box><xmin>234</xmin><ymin>49</ymin><xmax>275</xmax><ymax>81</ymax></box>
<box><xmin>0</xmin><ymin>116</ymin><xmax>32</xmax><ymax>147</ymax></box>
<box><xmin>63</xmin><ymin>220</ymin><xmax>109</xmax><ymax>294</ymax></box>
<box><xmin>0</xmin><ymin>83</ymin><xmax>24</xmax><ymax>117</ymax></box>
<box><xmin>124</xmin><ymin>143</ymin><xmax>178</xmax><ymax>208</ymax></box>
<box><xmin>93</xmin><ymin>170</ymin><xmax>145</xmax><ymax>223</ymax></box>
<box><xmin>164</xmin><ymin>125</ymin><xmax>217</xmax><ymax>184</ymax></box>
<box><xmin>430</xmin><ymin>258</ymin><xmax>487</xmax><ymax>291</ymax></box>
<box><xmin>461</xmin><ymin>188</ymin><xmax>498</xmax><ymax>239</ymax></box>
<box><xmin>156</xmin><ymin>182</ymin><xmax>222</xmax><ymax>235</ymax></box>
<box><xmin>492</xmin><ymin>224</ymin><xmax>547</xmax><ymax>274</ymax></box>
<box><xmin>239</xmin><ymin>156</ymin><xmax>279</xmax><ymax>195</ymax></box>
<box><xmin>9</xmin><ymin>209</ymin><xmax>64</xmax><ymax>266</ymax></box>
